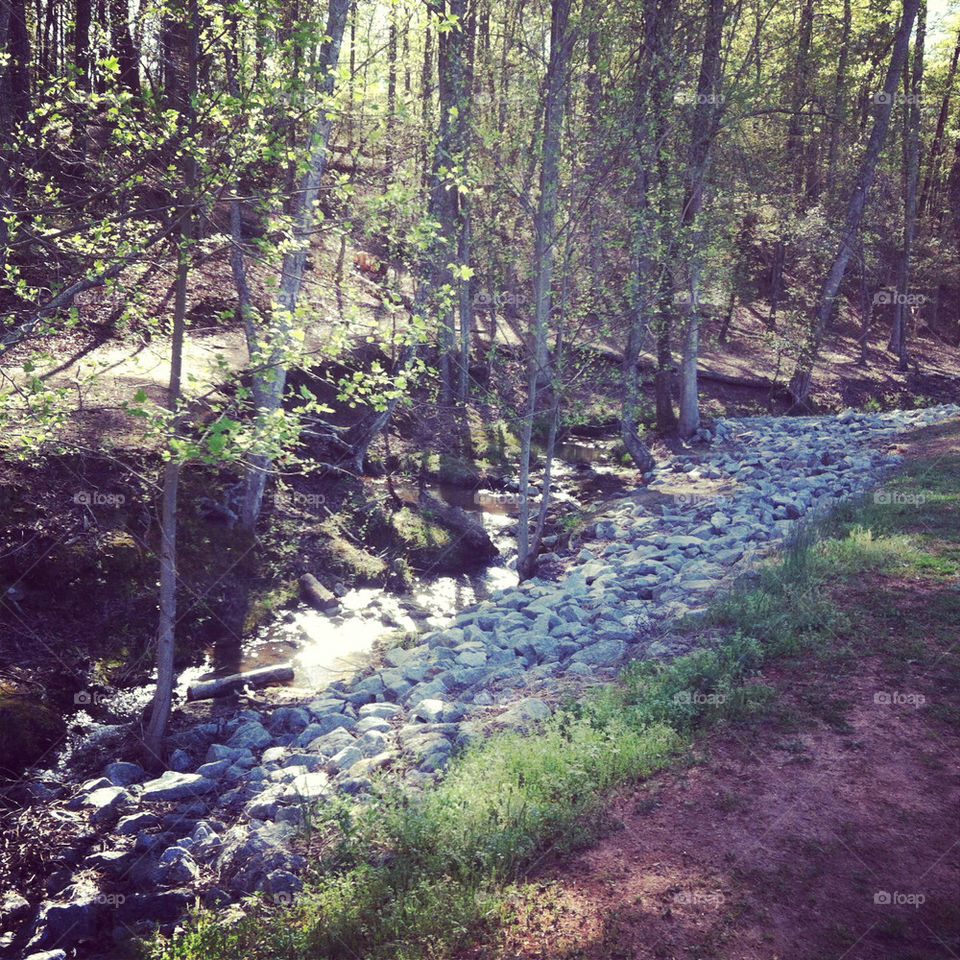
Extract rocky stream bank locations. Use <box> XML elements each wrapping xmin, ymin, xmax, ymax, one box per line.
<box><xmin>6</xmin><ymin>402</ymin><xmax>959</xmax><ymax>960</ymax></box>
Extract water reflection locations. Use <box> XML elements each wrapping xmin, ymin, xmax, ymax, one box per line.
<box><xmin>187</xmin><ymin>497</ymin><xmax>519</xmax><ymax>691</ymax></box>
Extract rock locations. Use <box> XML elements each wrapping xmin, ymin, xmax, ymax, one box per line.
<box><xmin>246</xmin><ymin>784</ymin><xmax>286</xmax><ymax>820</ymax></box>
<box><xmin>205</xmin><ymin>743</ymin><xmax>251</xmax><ymax>764</ymax></box>
<box><xmin>262</xmin><ymin>745</ymin><xmax>287</xmax><ymax>764</ymax></box>
<box><xmin>103</xmin><ymin>761</ymin><xmax>145</xmax><ymax>786</ymax></box>
<box><xmin>195</xmin><ymin>759</ymin><xmax>232</xmax><ymax>780</ymax></box>
<box><xmin>25</xmin><ymin>900</ymin><xmax>101</xmax><ymax>953</ymax></box>
<box><xmin>281</xmin><ymin>752</ymin><xmax>325</xmax><ymax>772</ymax></box>
<box><xmin>153</xmin><ymin>846</ymin><xmax>199</xmax><ymax>887</ymax></box>
<box><xmin>355</xmin><ymin>715</ymin><xmax>391</xmax><ymax>734</ymax></box>
<box><xmin>295</xmin><ymin>714</ymin><xmax>356</xmax><ymax>745</ymax></box>
<box><xmin>498</xmin><ymin>698</ymin><xmax>551</xmax><ymax>727</ymax></box>
<box><xmin>264</xmin><ymin>869</ymin><xmax>303</xmax><ymax>899</ymax></box>
<box><xmin>227</xmin><ymin>721</ymin><xmax>273</xmax><ymax>751</ymax></box>
<box><xmin>215</xmin><ymin>821</ymin><xmax>302</xmax><ymax>895</ymax></box>
<box><xmin>168</xmin><ymin>749</ymin><xmax>193</xmax><ymax>772</ymax></box>
<box><xmin>409</xmin><ymin>698</ymin><xmax>447</xmax><ymax>723</ymax></box>
<box><xmin>285</xmin><ymin>771</ymin><xmax>331</xmax><ymax>801</ymax></box>
<box><xmin>267</xmin><ymin>707</ymin><xmax>310</xmax><ymax>735</ymax></box>
<box><xmin>307</xmin><ymin>726</ymin><xmax>357</xmax><ymax>757</ymax></box>
<box><xmin>84</xmin><ymin>849</ymin><xmax>131</xmax><ymax>875</ymax></box>
<box><xmin>337</xmin><ymin>777</ymin><xmax>373</xmax><ymax>796</ymax></box>
<box><xmin>383</xmin><ymin>645</ymin><xmax>429</xmax><ymax>668</ymax></box>
<box><xmin>2</xmin><ymin>890</ymin><xmax>31</xmax><ymax>923</ymax></box>
<box><xmin>115</xmin><ymin>889</ymin><xmax>193</xmax><ymax>925</ymax></box>
<box><xmin>326</xmin><ymin>745</ymin><xmax>364</xmax><ymax>775</ymax></box>
<box><xmin>141</xmin><ymin>771</ymin><xmax>216</xmax><ymax>803</ymax></box>
<box><xmin>571</xmin><ymin>638</ymin><xmax>626</xmax><ymax>666</ymax></box>
<box><xmin>23</xmin><ymin>952</ymin><xmax>68</xmax><ymax>960</ymax></box>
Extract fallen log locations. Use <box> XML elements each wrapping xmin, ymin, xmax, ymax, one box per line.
<box><xmin>299</xmin><ymin>573</ymin><xmax>340</xmax><ymax>612</ymax></box>
<box><xmin>186</xmin><ymin>663</ymin><xmax>295</xmax><ymax>701</ymax></box>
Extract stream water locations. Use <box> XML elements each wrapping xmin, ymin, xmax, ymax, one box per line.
<box><xmin>46</xmin><ymin>443</ymin><xmax>616</xmax><ymax>776</ymax></box>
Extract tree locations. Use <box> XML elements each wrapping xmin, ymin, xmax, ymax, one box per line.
<box><xmin>619</xmin><ymin>0</ymin><xmax>672</xmax><ymax>471</ymax></box>
<box><xmin>516</xmin><ymin>0</ymin><xmax>575</xmax><ymax>582</ymax></box>
<box><xmin>237</xmin><ymin>0</ymin><xmax>351</xmax><ymax>531</ymax></box>
<box><xmin>143</xmin><ymin>0</ymin><xmax>199</xmax><ymax>765</ymax></box>
<box><xmin>888</xmin><ymin>0</ymin><xmax>925</xmax><ymax>369</ymax></box>
<box><xmin>676</xmin><ymin>0</ymin><xmax>726</xmax><ymax>438</ymax></box>
<box><xmin>788</xmin><ymin>0</ymin><xmax>922</xmax><ymax>408</ymax></box>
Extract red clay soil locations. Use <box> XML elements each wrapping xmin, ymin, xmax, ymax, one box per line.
<box><xmin>459</xmin><ymin>579</ymin><xmax>960</xmax><ymax>960</ymax></box>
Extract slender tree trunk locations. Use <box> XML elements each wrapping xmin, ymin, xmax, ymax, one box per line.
<box><xmin>386</xmin><ymin>8</ymin><xmax>396</xmax><ymax>173</ymax></box>
<box><xmin>825</xmin><ymin>0</ymin><xmax>851</xmax><ymax>197</ymax></box>
<box><xmin>857</xmin><ymin>247</ymin><xmax>873</xmax><ymax>366</ymax></box>
<box><xmin>517</xmin><ymin>0</ymin><xmax>574</xmax><ymax>582</ymax></box>
<box><xmin>143</xmin><ymin>0</ymin><xmax>198</xmax><ymax>766</ymax></box>
<box><xmin>420</xmin><ymin>22</ymin><xmax>433</xmax><ymax>186</ymax></box>
<box><xmin>110</xmin><ymin>0</ymin><xmax>141</xmax><ymax>97</ymax></box>
<box><xmin>237</xmin><ymin>0</ymin><xmax>350</xmax><ymax>530</ymax></box>
<box><xmin>787</xmin><ymin>0</ymin><xmax>814</xmax><ymax>199</ymax></box>
<box><xmin>457</xmin><ymin>202</ymin><xmax>473</xmax><ymax>402</ymax></box>
<box><xmin>918</xmin><ymin>24</ymin><xmax>960</xmax><ymax>217</ymax></box>
<box><xmin>2</xmin><ymin>0</ymin><xmax>30</xmax><ymax>126</ymax></box>
<box><xmin>224</xmin><ymin>7</ymin><xmax>256</xmax><ymax>353</ymax></box>
<box><xmin>677</xmin><ymin>0</ymin><xmax>725</xmax><ymax>438</ymax></box>
<box><xmin>889</xmin><ymin>0</ymin><xmax>924</xmax><ymax>370</ymax></box>
<box><xmin>75</xmin><ymin>0</ymin><xmax>91</xmax><ymax>89</ymax></box>
<box><xmin>621</xmin><ymin>0</ymin><xmax>670</xmax><ymax>469</ymax></box>
<box><xmin>788</xmin><ymin>0</ymin><xmax>921</xmax><ymax>408</ymax></box>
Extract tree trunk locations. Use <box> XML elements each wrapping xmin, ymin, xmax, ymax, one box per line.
<box><xmin>109</xmin><ymin>0</ymin><xmax>141</xmax><ymax>97</ymax></box>
<box><xmin>788</xmin><ymin>0</ymin><xmax>921</xmax><ymax>408</ymax></box>
<box><xmin>825</xmin><ymin>0</ymin><xmax>851</xmax><ymax>198</ymax></box>
<box><xmin>517</xmin><ymin>0</ymin><xmax>574</xmax><ymax>582</ymax></box>
<box><xmin>786</xmin><ymin>0</ymin><xmax>814</xmax><ymax>199</ymax></box>
<box><xmin>1</xmin><ymin>0</ymin><xmax>30</xmax><ymax>126</ymax></box>
<box><xmin>889</xmin><ymin>4</ymin><xmax>925</xmax><ymax>370</ymax></box>
<box><xmin>620</xmin><ymin>0</ymin><xmax>671</xmax><ymax>468</ymax></box>
<box><xmin>678</xmin><ymin>0</ymin><xmax>725</xmax><ymax>438</ymax></box>
<box><xmin>224</xmin><ymin>6</ymin><xmax>256</xmax><ymax>353</ymax></box>
<box><xmin>143</xmin><ymin>0</ymin><xmax>198</xmax><ymax>766</ymax></box>
<box><xmin>918</xmin><ymin>23</ymin><xmax>960</xmax><ymax>218</ymax></box>
<box><xmin>654</xmin><ymin>359</ymin><xmax>677</xmax><ymax>431</ymax></box>
<box><xmin>75</xmin><ymin>0</ymin><xmax>91</xmax><ymax>89</ymax></box>
<box><xmin>237</xmin><ymin>0</ymin><xmax>350</xmax><ymax>531</ymax></box>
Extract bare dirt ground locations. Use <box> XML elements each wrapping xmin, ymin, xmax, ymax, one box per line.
<box><xmin>458</xmin><ymin>590</ymin><xmax>959</xmax><ymax>960</ymax></box>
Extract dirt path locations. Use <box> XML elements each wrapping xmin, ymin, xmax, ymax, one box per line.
<box><xmin>460</xmin><ymin>574</ymin><xmax>960</xmax><ymax>960</ymax></box>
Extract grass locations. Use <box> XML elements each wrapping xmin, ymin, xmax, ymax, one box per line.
<box><xmin>139</xmin><ymin>419</ymin><xmax>960</xmax><ymax>960</ymax></box>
